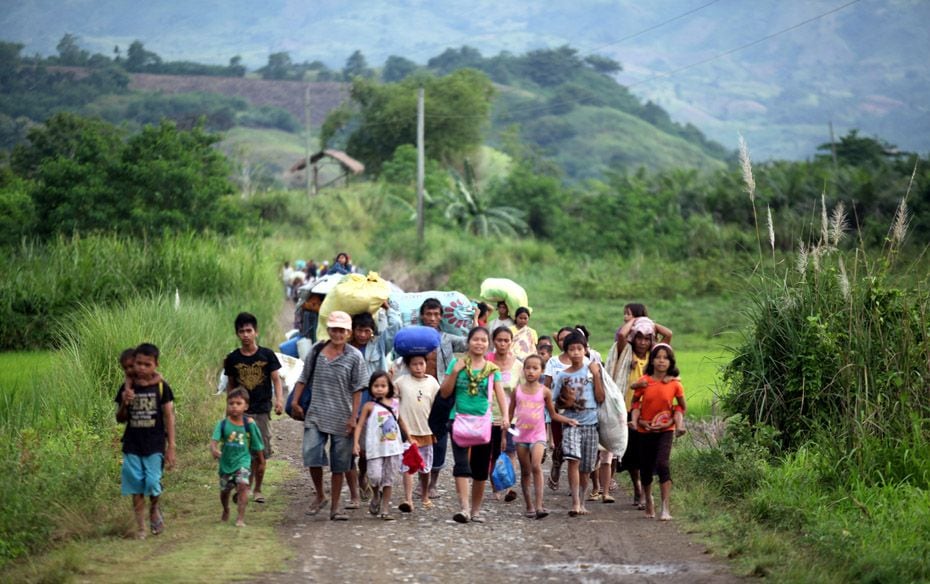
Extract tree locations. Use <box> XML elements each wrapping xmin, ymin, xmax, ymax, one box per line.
<box><xmin>227</xmin><ymin>56</ymin><xmax>246</xmax><ymax>77</ymax></box>
<box><xmin>10</xmin><ymin>113</ymin><xmax>238</xmax><ymax>237</ymax></box>
<box><xmin>584</xmin><ymin>54</ymin><xmax>622</xmax><ymax>75</ymax></box>
<box><xmin>817</xmin><ymin>129</ymin><xmax>902</xmax><ymax>167</ymax></box>
<box><xmin>259</xmin><ymin>52</ymin><xmax>296</xmax><ymax>80</ymax></box>
<box><xmin>522</xmin><ymin>45</ymin><xmax>584</xmax><ymax>87</ymax></box>
<box><xmin>382</xmin><ymin>55</ymin><xmax>418</xmax><ymax>82</ymax></box>
<box><xmin>427</xmin><ymin>46</ymin><xmax>483</xmax><ymax>75</ymax></box>
<box><xmin>56</xmin><ymin>33</ymin><xmax>89</xmax><ymax>66</ymax></box>
<box><xmin>322</xmin><ymin>69</ymin><xmax>494</xmax><ymax>174</ymax></box>
<box><xmin>124</xmin><ymin>40</ymin><xmax>162</xmax><ymax>72</ymax></box>
<box><xmin>444</xmin><ymin>160</ymin><xmax>527</xmax><ymax>237</ymax></box>
<box><xmin>343</xmin><ymin>50</ymin><xmax>373</xmax><ymax>80</ymax></box>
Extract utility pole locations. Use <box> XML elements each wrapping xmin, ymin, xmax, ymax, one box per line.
<box><xmin>304</xmin><ymin>85</ymin><xmax>313</xmax><ymax>198</ymax></box>
<box><xmin>416</xmin><ymin>87</ymin><xmax>425</xmax><ymax>244</ymax></box>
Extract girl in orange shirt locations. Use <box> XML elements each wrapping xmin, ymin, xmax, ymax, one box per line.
<box><xmin>630</xmin><ymin>343</ymin><xmax>686</xmax><ymax>521</ymax></box>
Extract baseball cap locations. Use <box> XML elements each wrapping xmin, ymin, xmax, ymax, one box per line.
<box><xmin>326</xmin><ymin>311</ymin><xmax>352</xmax><ymax>330</ymax></box>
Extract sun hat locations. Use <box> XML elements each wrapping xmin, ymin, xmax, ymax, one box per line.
<box><xmin>326</xmin><ymin>311</ymin><xmax>352</xmax><ymax>330</ymax></box>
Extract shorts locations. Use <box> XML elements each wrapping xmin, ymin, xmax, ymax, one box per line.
<box><xmin>302</xmin><ymin>423</ymin><xmax>353</xmax><ymax>473</ymax></box>
<box><xmin>598</xmin><ymin>448</ymin><xmax>614</xmax><ymax>465</ymax></box>
<box><xmin>367</xmin><ymin>454</ymin><xmax>401</xmax><ymax>487</ymax></box>
<box><xmin>219</xmin><ymin>467</ymin><xmax>251</xmax><ymax>492</ymax></box>
<box><xmin>121</xmin><ymin>452</ymin><xmax>164</xmax><ymax>497</ymax></box>
<box><xmin>250</xmin><ymin>413</ymin><xmax>273</xmax><ymax>459</ymax></box>
<box><xmin>401</xmin><ymin>444</ymin><xmax>434</xmax><ymax>474</ymax></box>
<box><xmin>517</xmin><ymin>441</ymin><xmax>548</xmax><ymax>450</ymax></box>
<box><xmin>562</xmin><ymin>424</ymin><xmax>599</xmax><ymax>474</ymax></box>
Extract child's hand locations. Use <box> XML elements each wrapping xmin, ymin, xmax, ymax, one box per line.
<box><xmin>453</xmin><ymin>360</ymin><xmax>467</xmax><ymax>374</ymax></box>
<box><xmin>631</xmin><ymin>379</ymin><xmax>647</xmax><ymax>390</ymax></box>
<box><xmin>122</xmin><ymin>386</ymin><xmax>135</xmax><ymax>405</ymax></box>
<box><xmin>352</xmin><ymin>443</ymin><xmax>360</xmax><ymax>457</ymax></box>
<box><xmin>589</xmin><ymin>361</ymin><xmax>601</xmax><ymax>376</ymax></box>
<box><xmin>165</xmin><ymin>445</ymin><xmax>176</xmax><ymax>470</ymax></box>
<box><xmin>565</xmin><ymin>418</ymin><xmax>579</xmax><ymax>427</ymax></box>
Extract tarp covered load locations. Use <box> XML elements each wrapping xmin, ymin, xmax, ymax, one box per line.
<box><xmin>480</xmin><ymin>277</ymin><xmax>530</xmax><ymax>315</ymax></box>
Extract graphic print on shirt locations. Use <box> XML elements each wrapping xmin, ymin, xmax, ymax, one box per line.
<box><xmin>129</xmin><ymin>392</ymin><xmax>159</xmax><ymax>428</ymax></box>
<box><xmin>561</xmin><ymin>372</ymin><xmax>591</xmax><ymax>411</ymax></box>
<box><xmin>375</xmin><ymin>406</ymin><xmax>399</xmax><ymax>442</ymax></box>
<box><xmin>232</xmin><ymin>360</ymin><xmax>268</xmax><ymax>390</ymax></box>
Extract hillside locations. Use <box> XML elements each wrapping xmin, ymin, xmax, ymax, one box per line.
<box><xmin>128</xmin><ymin>74</ymin><xmax>347</xmax><ymax>126</ymax></box>
<box><xmin>3</xmin><ymin>0</ymin><xmax>926</xmax><ymax>160</ymax></box>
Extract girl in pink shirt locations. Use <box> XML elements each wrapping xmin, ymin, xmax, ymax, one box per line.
<box><xmin>509</xmin><ymin>354</ymin><xmax>577</xmax><ymax>519</ymax></box>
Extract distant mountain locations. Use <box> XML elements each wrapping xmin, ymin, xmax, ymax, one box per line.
<box><xmin>2</xmin><ymin>0</ymin><xmax>928</xmax><ymax>160</ymax></box>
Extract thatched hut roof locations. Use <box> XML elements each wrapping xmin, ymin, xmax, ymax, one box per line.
<box><xmin>290</xmin><ymin>150</ymin><xmax>364</xmax><ymax>175</ymax></box>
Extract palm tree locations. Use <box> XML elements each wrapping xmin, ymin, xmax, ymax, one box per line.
<box><xmin>444</xmin><ymin>160</ymin><xmax>528</xmax><ymax>237</ymax></box>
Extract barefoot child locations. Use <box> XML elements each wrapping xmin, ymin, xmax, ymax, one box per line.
<box><xmin>115</xmin><ymin>343</ymin><xmax>176</xmax><ymax>539</ymax></box>
<box><xmin>631</xmin><ymin>343</ymin><xmax>686</xmax><ymax>521</ymax></box>
<box><xmin>354</xmin><ymin>371</ymin><xmax>408</xmax><ymax>520</ymax></box>
<box><xmin>508</xmin><ymin>354</ymin><xmax>577</xmax><ymax>519</ymax></box>
<box><xmin>210</xmin><ymin>388</ymin><xmax>265</xmax><ymax>527</ymax></box>
<box><xmin>552</xmin><ymin>332</ymin><xmax>604</xmax><ymax>517</ymax></box>
<box><xmin>395</xmin><ymin>355</ymin><xmax>440</xmax><ymax>512</ymax></box>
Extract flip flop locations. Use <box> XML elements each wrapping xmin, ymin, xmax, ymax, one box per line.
<box><xmin>524</xmin><ymin>510</ymin><xmax>537</xmax><ymax>518</ymax></box>
<box><xmin>369</xmin><ymin>497</ymin><xmax>381</xmax><ymax>516</ymax></box>
<box><xmin>398</xmin><ymin>502</ymin><xmax>413</xmax><ymax>513</ymax></box>
<box><xmin>568</xmin><ymin>510</ymin><xmax>579</xmax><ymax>517</ymax></box>
<box><xmin>602</xmin><ymin>494</ymin><xmax>616</xmax><ymax>504</ymax></box>
<box><xmin>452</xmin><ymin>511</ymin><xmax>470</xmax><ymax>524</ymax></box>
<box><xmin>305</xmin><ymin>498</ymin><xmax>329</xmax><ymax>516</ymax></box>
<box><xmin>470</xmin><ymin>513</ymin><xmax>485</xmax><ymax>523</ymax></box>
<box><xmin>421</xmin><ymin>500</ymin><xmax>435</xmax><ymax>510</ymax></box>
<box><xmin>535</xmin><ymin>509</ymin><xmax>550</xmax><ymax>520</ymax></box>
<box><xmin>546</xmin><ymin>476</ymin><xmax>559</xmax><ymax>491</ymax></box>
<box><xmin>253</xmin><ymin>493</ymin><xmax>266</xmax><ymax>504</ymax></box>
<box><xmin>379</xmin><ymin>513</ymin><xmax>396</xmax><ymax>521</ymax></box>
<box><xmin>150</xmin><ymin>510</ymin><xmax>166</xmax><ymax>535</ymax></box>
<box><xmin>344</xmin><ymin>501</ymin><xmax>360</xmax><ymax>510</ymax></box>
<box><xmin>504</xmin><ymin>490</ymin><xmax>518</xmax><ymax>503</ymax></box>
<box><xmin>330</xmin><ymin>512</ymin><xmax>349</xmax><ymax>521</ymax></box>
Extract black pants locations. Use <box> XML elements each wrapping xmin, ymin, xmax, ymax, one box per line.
<box><xmin>638</xmin><ymin>431</ymin><xmax>673</xmax><ymax>486</ymax></box>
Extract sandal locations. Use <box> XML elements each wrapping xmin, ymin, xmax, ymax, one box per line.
<box><xmin>546</xmin><ymin>476</ymin><xmax>559</xmax><ymax>491</ymax></box>
<box><xmin>150</xmin><ymin>510</ymin><xmax>166</xmax><ymax>536</ymax></box>
<box><xmin>535</xmin><ymin>509</ymin><xmax>550</xmax><ymax>520</ymax></box>
<box><xmin>368</xmin><ymin>497</ymin><xmax>380</xmax><ymax>516</ymax></box>
<box><xmin>470</xmin><ymin>513</ymin><xmax>485</xmax><ymax>524</ymax></box>
<box><xmin>452</xmin><ymin>511</ymin><xmax>470</xmax><ymax>524</ymax></box>
<box><xmin>421</xmin><ymin>500</ymin><xmax>435</xmax><ymax>510</ymax></box>
<box><xmin>504</xmin><ymin>490</ymin><xmax>518</xmax><ymax>503</ymax></box>
<box><xmin>305</xmin><ymin>497</ymin><xmax>329</xmax><ymax>516</ymax></box>
<box><xmin>359</xmin><ymin>484</ymin><xmax>373</xmax><ymax>502</ymax></box>
<box><xmin>330</xmin><ymin>512</ymin><xmax>349</xmax><ymax>521</ymax></box>
<box><xmin>344</xmin><ymin>501</ymin><xmax>360</xmax><ymax>510</ymax></box>
<box><xmin>602</xmin><ymin>493</ymin><xmax>616</xmax><ymax>504</ymax></box>
<box><xmin>525</xmin><ymin>510</ymin><xmax>537</xmax><ymax>518</ymax></box>
<box><xmin>398</xmin><ymin>502</ymin><xmax>413</xmax><ymax>513</ymax></box>
<box><xmin>587</xmin><ymin>489</ymin><xmax>601</xmax><ymax>501</ymax></box>
<box><xmin>379</xmin><ymin>513</ymin><xmax>395</xmax><ymax>521</ymax></box>
<box><xmin>253</xmin><ymin>492</ymin><xmax>266</xmax><ymax>504</ymax></box>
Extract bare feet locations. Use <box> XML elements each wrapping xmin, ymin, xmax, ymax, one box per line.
<box><xmin>644</xmin><ymin>496</ymin><xmax>656</xmax><ymax>518</ymax></box>
<box><xmin>235</xmin><ymin>519</ymin><xmax>246</xmax><ymax>527</ymax></box>
<box><xmin>221</xmin><ymin>508</ymin><xmax>230</xmax><ymax>522</ymax></box>
<box><xmin>660</xmin><ymin>510</ymin><xmax>673</xmax><ymax>521</ymax></box>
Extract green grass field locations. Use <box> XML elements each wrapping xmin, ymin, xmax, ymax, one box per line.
<box><xmin>0</xmin><ymin>351</ymin><xmax>56</xmax><ymax>387</ymax></box>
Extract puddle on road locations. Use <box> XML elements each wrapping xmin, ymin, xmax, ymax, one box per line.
<box><xmin>534</xmin><ymin>562</ymin><xmax>710</xmax><ymax>577</ymax></box>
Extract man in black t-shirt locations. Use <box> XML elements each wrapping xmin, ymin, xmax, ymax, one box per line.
<box><xmin>223</xmin><ymin>312</ymin><xmax>283</xmax><ymax>503</ymax></box>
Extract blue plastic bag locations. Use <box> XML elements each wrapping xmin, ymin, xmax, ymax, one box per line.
<box><xmin>491</xmin><ymin>452</ymin><xmax>516</xmax><ymax>491</ymax></box>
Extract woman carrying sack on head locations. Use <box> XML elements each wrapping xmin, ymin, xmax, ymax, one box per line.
<box><xmin>439</xmin><ymin>327</ymin><xmax>509</xmax><ymax>524</ymax></box>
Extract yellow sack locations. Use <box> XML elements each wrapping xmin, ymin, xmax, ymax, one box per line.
<box><xmin>317</xmin><ymin>272</ymin><xmax>391</xmax><ymax>340</ymax></box>
<box><xmin>480</xmin><ymin>278</ymin><xmax>530</xmax><ymax>316</ymax></box>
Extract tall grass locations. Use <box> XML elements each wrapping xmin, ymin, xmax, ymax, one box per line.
<box><xmin>0</xmin><ymin>233</ymin><xmax>273</xmax><ymax>350</ymax></box>
<box><xmin>0</xmin><ymin>239</ymin><xmax>279</xmax><ymax>566</ymax></box>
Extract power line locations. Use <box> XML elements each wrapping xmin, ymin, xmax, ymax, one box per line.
<box><xmin>418</xmin><ymin>0</ymin><xmax>863</xmax><ymax>122</ymax></box>
<box><xmin>578</xmin><ymin>0</ymin><xmax>722</xmax><ymax>55</ymax></box>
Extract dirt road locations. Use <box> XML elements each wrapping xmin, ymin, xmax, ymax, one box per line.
<box><xmin>262</xmin><ymin>301</ymin><xmax>741</xmax><ymax>583</ymax></box>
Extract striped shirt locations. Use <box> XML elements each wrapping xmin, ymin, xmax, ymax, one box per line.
<box><xmin>299</xmin><ymin>343</ymin><xmax>367</xmax><ymax>435</ymax></box>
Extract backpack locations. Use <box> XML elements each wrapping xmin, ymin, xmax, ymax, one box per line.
<box><xmin>220</xmin><ymin>416</ymin><xmax>254</xmax><ymax>448</ymax></box>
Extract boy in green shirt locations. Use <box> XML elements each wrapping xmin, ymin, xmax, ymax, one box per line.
<box><xmin>210</xmin><ymin>388</ymin><xmax>265</xmax><ymax>527</ymax></box>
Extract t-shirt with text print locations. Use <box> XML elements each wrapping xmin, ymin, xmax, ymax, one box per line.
<box><xmin>114</xmin><ymin>380</ymin><xmax>175</xmax><ymax>456</ymax></box>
